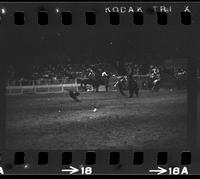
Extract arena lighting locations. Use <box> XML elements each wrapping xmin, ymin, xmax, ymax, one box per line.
<box><xmin>1</xmin><ymin>8</ymin><xmax>6</xmax><ymax>14</ymax></box>
<box><xmin>55</xmin><ymin>8</ymin><xmax>60</xmax><ymax>13</ymax></box>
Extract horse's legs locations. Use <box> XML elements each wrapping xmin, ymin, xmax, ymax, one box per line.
<box><xmin>96</xmin><ymin>85</ymin><xmax>99</xmax><ymax>92</ymax></box>
<box><xmin>119</xmin><ymin>88</ymin><xmax>126</xmax><ymax>96</ymax></box>
<box><xmin>106</xmin><ymin>85</ymin><xmax>108</xmax><ymax>92</ymax></box>
<box><xmin>92</xmin><ymin>83</ymin><xmax>98</xmax><ymax>92</ymax></box>
<box><xmin>129</xmin><ymin>89</ymin><xmax>134</xmax><ymax>98</ymax></box>
<box><xmin>84</xmin><ymin>83</ymin><xmax>87</xmax><ymax>91</ymax></box>
<box><xmin>105</xmin><ymin>83</ymin><xmax>108</xmax><ymax>92</ymax></box>
<box><xmin>135</xmin><ymin>89</ymin><xmax>139</xmax><ymax>97</ymax></box>
<box><xmin>152</xmin><ymin>83</ymin><xmax>156</xmax><ymax>92</ymax></box>
<box><xmin>154</xmin><ymin>83</ymin><xmax>159</xmax><ymax>92</ymax></box>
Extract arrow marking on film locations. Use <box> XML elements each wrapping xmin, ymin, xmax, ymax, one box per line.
<box><xmin>149</xmin><ymin>167</ymin><xmax>167</xmax><ymax>175</ymax></box>
<box><xmin>61</xmin><ymin>166</ymin><xmax>79</xmax><ymax>175</ymax></box>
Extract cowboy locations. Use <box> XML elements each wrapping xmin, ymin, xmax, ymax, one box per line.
<box><xmin>102</xmin><ymin>70</ymin><xmax>109</xmax><ymax>92</ymax></box>
<box><xmin>102</xmin><ymin>71</ymin><xmax>108</xmax><ymax>77</ymax></box>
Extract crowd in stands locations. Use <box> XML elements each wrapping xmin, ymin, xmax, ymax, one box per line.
<box><xmin>7</xmin><ymin>63</ymin><xmax>162</xmax><ymax>79</ymax></box>
<box><xmin>7</xmin><ymin>62</ymin><xmax>186</xmax><ymax>85</ymax></box>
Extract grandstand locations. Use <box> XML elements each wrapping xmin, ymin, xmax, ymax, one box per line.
<box><xmin>6</xmin><ymin>61</ymin><xmax>189</xmax><ymax>95</ymax></box>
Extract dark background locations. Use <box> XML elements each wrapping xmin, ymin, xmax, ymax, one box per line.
<box><xmin>1</xmin><ymin>2</ymin><xmax>199</xmax><ymax>67</ymax></box>
<box><xmin>0</xmin><ymin>2</ymin><xmax>200</xmax><ymax>174</ymax></box>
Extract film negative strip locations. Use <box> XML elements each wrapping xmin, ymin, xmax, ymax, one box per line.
<box><xmin>0</xmin><ymin>1</ymin><xmax>200</xmax><ymax>175</ymax></box>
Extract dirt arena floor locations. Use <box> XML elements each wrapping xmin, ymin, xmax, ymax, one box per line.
<box><xmin>6</xmin><ymin>89</ymin><xmax>187</xmax><ymax>150</ymax></box>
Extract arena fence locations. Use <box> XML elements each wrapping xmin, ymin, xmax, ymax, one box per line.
<box><xmin>6</xmin><ymin>84</ymin><xmax>81</xmax><ymax>96</ymax></box>
<box><xmin>6</xmin><ymin>75</ymin><xmax>151</xmax><ymax>95</ymax></box>
<box><xmin>6</xmin><ymin>78</ymin><xmax>80</xmax><ymax>96</ymax></box>
<box><xmin>6</xmin><ymin>74</ymin><xmax>190</xmax><ymax>96</ymax></box>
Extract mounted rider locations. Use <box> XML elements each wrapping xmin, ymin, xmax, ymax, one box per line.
<box><xmin>150</xmin><ymin>66</ymin><xmax>161</xmax><ymax>92</ymax></box>
<box><xmin>101</xmin><ymin>70</ymin><xmax>109</xmax><ymax>92</ymax></box>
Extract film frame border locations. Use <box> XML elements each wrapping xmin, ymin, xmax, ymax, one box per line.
<box><xmin>0</xmin><ymin>1</ymin><xmax>200</xmax><ymax>175</ymax></box>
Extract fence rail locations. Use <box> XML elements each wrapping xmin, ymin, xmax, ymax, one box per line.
<box><xmin>6</xmin><ymin>83</ymin><xmax>81</xmax><ymax>96</ymax></box>
<box><xmin>6</xmin><ymin>75</ymin><xmax>151</xmax><ymax>96</ymax></box>
<box><xmin>7</xmin><ymin>78</ymin><xmax>77</xmax><ymax>87</ymax></box>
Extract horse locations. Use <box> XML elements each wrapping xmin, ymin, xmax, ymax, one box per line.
<box><xmin>80</xmin><ymin>70</ymin><xmax>110</xmax><ymax>92</ymax></box>
<box><xmin>79</xmin><ymin>77</ymin><xmax>94</xmax><ymax>91</ymax></box>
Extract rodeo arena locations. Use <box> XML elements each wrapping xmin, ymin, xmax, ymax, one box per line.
<box><xmin>6</xmin><ymin>59</ymin><xmax>187</xmax><ymax>96</ymax></box>
<box><xmin>6</xmin><ymin>59</ymin><xmax>191</xmax><ymax>150</ymax></box>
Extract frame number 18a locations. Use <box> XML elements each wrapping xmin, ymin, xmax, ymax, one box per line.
<box><xmin>149</xmin><ymin>166</ymin><xmax>189</xmax><ymax>175</ymax></box>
